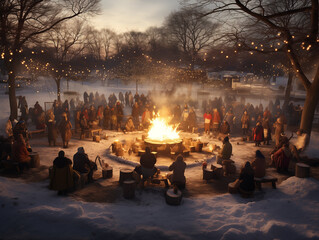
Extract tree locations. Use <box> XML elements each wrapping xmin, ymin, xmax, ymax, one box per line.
<box><xmin>46</xmin><ymin>19</ymin><xmax>86</xmax><ymax>101</ymax></box>
<box><xmin>165</xmin><ymin>8</ymin><xmax>220</xmax><ymax>66</ymax></box>
<box><xmin>187</xmin><ymin>0</ymin><xmax>319</xmax><ymax>147</ymax></box>
<box><xmin>0</xmin><ymin>0</ymin><xmax>100</xmax><ymax>119</ymax></box>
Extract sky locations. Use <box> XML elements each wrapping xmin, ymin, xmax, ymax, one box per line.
<box><xmin>90</xmin><ymin>0</ymin><xmax>182</xmax><ymax>33</ymax></box>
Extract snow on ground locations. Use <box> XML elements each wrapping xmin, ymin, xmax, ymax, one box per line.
<box><xmin>1</xmin><ymin>78</ymin><xmax>319</xmax><ymax>239</ymax></box>
<box><xmin>0</xmin><ymin>175</ymin><xmax>319</xmax><ymax>240</ymax></box>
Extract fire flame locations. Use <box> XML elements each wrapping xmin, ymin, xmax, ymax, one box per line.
<box><xmin>147</xmin><ymin>116</ymin><xmax>180</xmax><ymax>141</ymax></box>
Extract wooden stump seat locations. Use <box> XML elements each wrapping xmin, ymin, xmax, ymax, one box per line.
<box><xmin>203</xmin><ymin>168</ymin><xmax>214</xmax><ymax>180</ymax></box>
<box><xmin>211</xmin><ymin>163</ymin><xmax>223</xmax><ymax>179</ymax></box>
<box><xmin>93</xmin><ymin>135</ymin><xmax>101</xmax><ymax>142</ymax></box>
<box><xmin>123</xmin><ymin>180</ymin><xmax>136</xmax><ymax>199</ymax></box>
<box><xmin>295</xmin><ymin>163</ymin><xmax>310</xmax><ymax>178</ymax></box>
<box><xmin>165</xmin><ymin>188</ymin><xmax>182</xmax><ymax>205</ymax></box>
<box><xmin>119</xmin><ymin>168</ymin><xmax>134</xmax><ymax>184</ymax></box>
<box><xmin>102</xmin><ymin>166</ymin><xmax>113</xmax><ymax>179</ymax></box>
<box><xmin>254</xmin><ymin>176</ymin><xmax>278</xmax><ymax>190</ymax></box>
<box><xmin>29</xmin><ymin>152</ymin><xmax>40</xmax><ymax>168</ymax></box>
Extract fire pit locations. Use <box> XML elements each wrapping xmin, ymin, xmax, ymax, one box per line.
<box><xmin>143</xmin><ymin>116</ymin><xmax>182</xmax><ymax>152</ymax></box>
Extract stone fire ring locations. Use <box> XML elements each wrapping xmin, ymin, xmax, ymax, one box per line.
<box><xmin>144</xmin><ymin>138</ymin><xmax>183</xmax><ymax>146</ymax></box>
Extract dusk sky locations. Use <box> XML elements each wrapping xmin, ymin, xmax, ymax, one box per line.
<box><xmin>91</xmin><ymin>0</ymin><xmax>182</xmax><ymax>33</ymax></box>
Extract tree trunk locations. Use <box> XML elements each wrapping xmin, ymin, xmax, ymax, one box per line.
<box><xmin>8</xmin><ymin>72</ymin><xmax>18</xmax><ymax>119</ymax></box>
<box><xmin>299</xmin><ymin>85</ymin><xmax>319</xmax><ymax>149</ymax></box>
<box><xmin>298</xmin><ymin>65</ymin><xmax>319</xmax><ymax>149</ymax></box>
<box><xmin>283</xmin><ymin>69</ymin><xmax>293</xmax><ymax>109</ymax></box>
<box><xmin>55</xmin><ymin>78</ymin><xmax>61</xmax><ymax>101</ymax></box>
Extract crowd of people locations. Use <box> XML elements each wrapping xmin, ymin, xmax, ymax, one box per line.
<box><xmin>0</xmin><ymin>89</ymin><xmax>308</xmax><ymax>198</ymax></box>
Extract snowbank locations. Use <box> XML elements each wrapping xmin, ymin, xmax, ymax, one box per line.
<box><xmin>0</xmin><ymin>176</ymin><xmax>318</xmax><ymax>240</ymax></box>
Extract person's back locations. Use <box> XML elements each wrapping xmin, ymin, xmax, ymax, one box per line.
<box><xmin>50</xmin><ymin>151</ymin><xmax>74</xmax><ymax>194</ymax></box>
<box><xmin>140</xmin><ymin>151</ymin><xmax>156</xmax><ymax>169</ymax></box>
<box><xmin>221</xmin><ymin>141</ymin><xmax>232</xmax><ymax>160</ymax></box>
<box><xmin>251</xmin><ymin>150</ymin><xmax>266</xmax><ymax>178</ymax></box>
<box><xmin>169</xmin><ymin>156</ymin><xmax>186</xmax><ymax>184</ymax></box>
<box><xmin>239</xmin><ymin>162</ymin><xmax>255</xmax><ymax>192</ymax></box>
<box><xmin>73</xmin><ymin>151</ymin><xmax>90</xmax><ymax>173</ymax></box>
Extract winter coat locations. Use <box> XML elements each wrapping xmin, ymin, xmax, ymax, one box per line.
<box><xmin>59</xmin><ymin>119</ymin><xmax>72</xmax><ymax>142</ymax></box>
<box><xmin>187</xmin><ymin>111</ymin><xmax>197</xmax><ymax>128</ymax></box>
<box><xmin>273</xmin><ymin>146</ymin><xmax>291</xmax><ymax>171</ymax></box>
<box><xmin>11</xmin><ymin>141</ymin><xmax>30</xmax><ymax>163</ymax></box>
<box><xmin>47</xmin><ymin>120</ymin><xmax>57</xmax><ymax>141</ymax></box>
<box><xmin>125</xmin><ymin>119</ymin><xmax>135</xmax><ymax>132</ymax></box>
<box><xmin>132</xmin><ymin>104</ymin><xmax>140</xmax><ymax>118</ymax></box>
<box><xmin>73</xmin><ymin>152</ymin><xmax>91</xmax><ymax>173</ymax></box>
<box><xmin>262</xmin><ymin>118</ymin><xmax>271</xmax><ymax>141</ymax></box>
<box><xmin>241</xmin><ymin>113</ymin><xmax>250</xmax><ymax>129</ymax></box>
<box><xmin>50</xmin><ymin>156</ymin><xmax>73</xmax><ymax>191</ymax></box>
<box><xmin>212</xmin><ymin>111</ymin><xmax>221</xmax><ymax>124</ymax></box>
<box><xmin>203</xmin><ymin>113</ymin><xmax>212</xmax><ymax>124</ymax></box>
<box><xmin>168</xmin><ymin>158</ymin><xmax>186</xmax><ymax>184</ymax></box>
<box><xmin>219</xmin><ymin>142</ymin><xmax>232</xmax><ymax>160</ymax></box>
<box><xmin>253</xmin><ymin>125</ymin><xmax>264</xmax><ymax>142</ymax></box>
<box><xmin>239</xmin><ymin>169</ymin><xmax>255</xmax><ymax>192</ymax></box>
<box><xmin>50</xmin><ymin>164</ymin><xmax>74</xmax><ymax>191</ymax></box>
<box><xmin>251</xmin><ymin>157</ymin><xmax>266</xmax><ymax>178</ymax></box>
<box><xmin>220</xmin><ymin>122</ymin><xmax>230</xmax><ymax>134</ymax></box>
<box><xmin>140</xmin><ymin>152</ymin><xmax>156</xmax><ymax>169</ymax></box>
<box><xmin>273</xmin><ymin>121</ymin><xmax>284</xmax><ymax>146</ymax></box>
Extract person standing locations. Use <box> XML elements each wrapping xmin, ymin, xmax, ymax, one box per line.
<box><xmin>273</xmin><ymin>118</ymin><xmax>284</xmax><ymax>147</ymax></box>
<box><xmin>203</xmin><ymin>110</ymin><xmax>212</xmax><ymax>135</ymax></box>
<box><xmin>253</xmin><ymin>122</ymin><xmax>264</xmax><ymax>147</ymax></box>
<box><xmin>11</xmin><ymin>134</ymin><xmax>31</xmax><ymax>172</ymax></box>
<box><xmin>59</xmin><ymin>113</ymin><xmax>72</xmax><ymax>148</ymax></box>
<box><xmin>241</xmin><ymin>110</ymin><xmax>250</xmax><ymax>137</ymax></box>
<box><xmin>211</xmin><ymin>108</ymin><xmax>221</xmax><ymax>135</ymax></box>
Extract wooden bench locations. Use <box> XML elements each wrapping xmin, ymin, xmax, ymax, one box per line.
<box><xmin>90</xmin><ymin>128</ymin><xmax>102</xmax><ymax>138</ymax></box>
<box><xmin>254</xmin><ymin>176</ymin><xmax>278</xmax><ymax>190</ymax></box>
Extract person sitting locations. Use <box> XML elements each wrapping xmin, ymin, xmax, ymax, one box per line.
<box><xmin>232</xmin><ymin>161</ymin><xmax>255</xmax><ymax>195</ymax></box>
<box><xmin>251</xmin><ymin>150</ymin><xmax>266</xmax><ymax>178</ymax></box>
<box><xmin>238</xmin><ymin>161</ymin><xmax>255</xmax><ymax>193</ymax></box>
<box><xmin>11</xmin><ymin>134</ymin><xmax>31</xmax><ymax>172</ymax></box>
<box><xmin>50</xmin><ymin>151</ymin><xmax>74</xmax><ymax>196</ymax></box>
<box><xmin>125</xmin><ymin>117</ymin><xmax>135</xmax><ymax>132</ymax></box>
<box><xmin>136</xmin><ymin>147</ymin><xmax>157</xmax><ymax>182</ymax></box>
<box><xmin>167</xmin><ymin>155</ymin><xmax>186</xmax><ymax>190</ymax></box>
<box><xmin>270</xmin><ymin>143</ymin><xmax>292</xmax><ymax>172</ymax></box>
<box><xmin>73</xmin><ymin>147</ymin><xmax>97</xmax><ymax>182</ymax></box>
<box><xmin>217</xmin><ymin>136</ymin><xmax>232</xmax><ymax>164</ymax></box>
